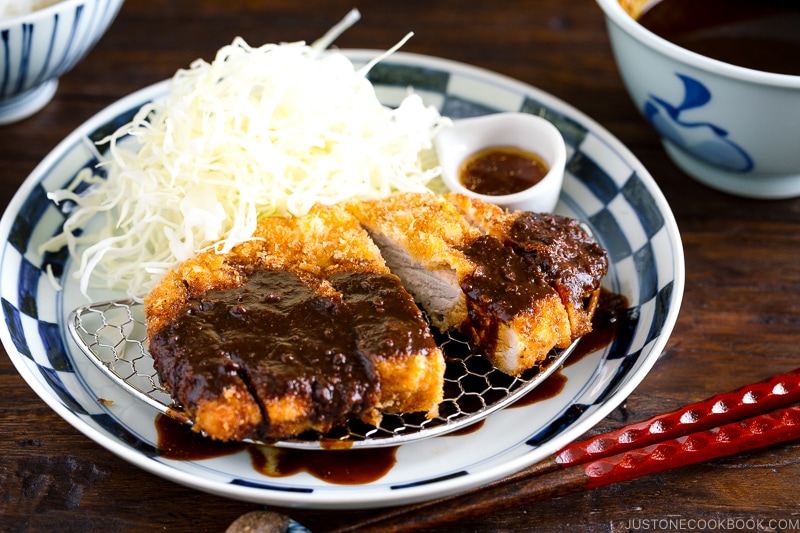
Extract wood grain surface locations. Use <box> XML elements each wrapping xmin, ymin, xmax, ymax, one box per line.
<box><xmin>1</xmin><ymin>1</ymin><xmax>799</xmax><ymax>532</ymax></box>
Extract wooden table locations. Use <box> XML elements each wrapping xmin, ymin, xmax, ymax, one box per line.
<box><xmin>2</xmin><ymin>0</ymin><xmax>799</xmax><ymax>531</ymax></box>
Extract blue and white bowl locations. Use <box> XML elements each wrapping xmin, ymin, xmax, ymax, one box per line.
<box><xmin>596</xmin><ymin>0</ymin><xmax>800</xmax><ymax>199</ymax></box>
<box><xmin>0</xmin><ymin>0</ymin><xmax>124</xmax><ymax>125</ymax></box>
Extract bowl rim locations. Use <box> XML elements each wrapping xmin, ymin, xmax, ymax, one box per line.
<box><xmin>595</xmin><ymin>0</ymin><xmax>800</xmax><ymax>89</ymax></box>
<box><xmin>0</xmin><ymin>0</ymin><xmax>120</xmax><ymax>26</ymax></box>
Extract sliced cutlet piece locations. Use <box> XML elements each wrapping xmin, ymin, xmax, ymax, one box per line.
<box><xmin>147</xmin><ymin>309</ymin><xmax>263</xmax><ymax>442</ymax></box>
<box><xmin>145</xmin><ymin>215</ymin><xmax>300</xmax><ymax>442</ymax></box>
<box><xmin>327</xmin><ymin>270</ymin><xmax>444</xmax><ymax>416</ymax></box>
<box><xmin>286</xmin><ymin>205</ymin><xmax>446</xmax><ymax>420</ymax></box>
<box><xmin>348</xmin><ymin>192</ymin><xmax>572</xmax><ymax>376</ymax></box>
<box><xmin>346</xmin><ymin>192</ymin><xmax>481</xmax><ymax>332</ymax></box>
<box><xmin>145</xmin><ymin>204</ymin><xmax>444</xmax><ymax>441</ymax></box>
<box><xmin>148</xmin><ymin>268</ymin><xmax>383</xmax><ymax>441</ymax></box>
<box><xmin>445</xmin><ymin>193</ymin><xmax>609</xmax><ymax>339</ymax></box>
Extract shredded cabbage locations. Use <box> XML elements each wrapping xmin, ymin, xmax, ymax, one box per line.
<box><xmin>40</xmin><ymin>9</ymin><xmax>450</xmax><ymax>300</ymax></box>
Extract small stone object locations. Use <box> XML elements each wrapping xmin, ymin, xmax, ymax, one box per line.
<box><xmin>225</xmin><ymin>510</ymin><xmax>291</xmax><ymax>533</ymax></box>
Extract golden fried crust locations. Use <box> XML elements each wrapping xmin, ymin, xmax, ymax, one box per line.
<box><xmin>193</xmin><ymin>387</ymin><xmax>264</xmax><ymax>442</ymax></box>
<box><xmin>145</xmin><ymin>203</ymin><xmax>444</xmax><ymax>441</ymax></box>
<box><xmin>444</xmin><ymin>192</ymin><xmax>514</xmax><ymax>235</ymax></box>
<box><xmin>347</xmin><ymin>192</ymin><xmax>482</xmax><ymax>279</ymax></box>
<box><xmin>373</xmin><ymin>353</ymin><xmax>444</xmax><ymax>415</ymax></box>
<box><xmin>445</xmin><ymin>192</ymin><xmax>606</xmax><ymax>341</ymax></box>
<box><xmin>491</xmin><ymin>298</ymin><xmax>572</xmax><ymax>375</ymax></box>
<box><xmin>145</xmin><ymin>205</ymin><xmax>389</xmax><ymax>338</ymax></box>
<box><xmin>248</xmin><ymin>201</ymin><xmax>391</xmax><ymax>277</ymax></box>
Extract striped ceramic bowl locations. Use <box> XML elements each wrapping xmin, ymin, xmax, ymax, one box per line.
<box><xmin>0</xmin><ymin>0</ymin><xmax>124</xmax><ymax>125</ymax></box>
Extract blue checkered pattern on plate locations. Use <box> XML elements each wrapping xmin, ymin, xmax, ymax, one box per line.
<box><xmin>0</xmin><ymin>51</ymin><xmax>683</xmax><ymax>510</ymax></box>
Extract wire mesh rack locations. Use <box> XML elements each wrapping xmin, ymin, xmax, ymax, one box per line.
<box><xmin>69</xmin><ymin>299</ymin><xmax>575</xmax><ymax>449</ymax></box>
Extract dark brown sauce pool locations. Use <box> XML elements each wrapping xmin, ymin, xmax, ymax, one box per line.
<box><xmin>154</xmin><ymin>288</ymin><xmax>629</xmax><ymax>477</ymax></box>
<box><xmin>565</xmin><ymin>288</ymin><xmax>629</xmax><ymax>368</ymax></box>
<box><xmin>446</xmin><ymin>419</ymin><xmax>486</xmax><ymax>436</ymax></box>
<box><xmin>637</xmin><ymin>0</ymin><xmax>800</xmax><ymax>75</ymax></box>
<box><xmin>249</xmin><ymin>446</ymin><xmax>397</xmax><ymax>485</ymax></box>
<box><xmin>155</xmin><ymin>414</ymin><xmax>397</xmax><ymax>484</ymax></box>
<box><xmin>512</xmin><ymin>371</ymin><xmax>568</xmax><ymax>407</ymax></box>
<box><xmin>156</xmin><ymin>413</ymin><xmax>247</xmax><ymax>460</ymax></box>
<box><xmin>460</xmin><ymin>146</ymin><xmax>549</xmax><ymax>196</ymax></box>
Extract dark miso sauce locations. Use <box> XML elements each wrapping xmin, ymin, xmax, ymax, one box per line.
<box><xmin>460</xmin><ymin>146</ymin><xmax>549</xmax><ymax>196</ymax></box>
<box><xmin>511</xmin><ymin>288</ymin><xmax>630</xmax><ymax>408</ymax></box>
<box><xmin>564</xmin><ymin>288</ymin><xmax>630</xmax><ymax>368</ymax></box>
<box><xmin>155</xmin><ymin>289</ymin><xmax>630</xmax><ymax>459</ymax></box>
<box><xmin>248</xmin><ymin>446</ymin><xmax>398</xmax><ymax>485</ymax></box>
<box><xmin>512</xmin><ymin>371</ymin><xmax>568</xmax><ymax>407</ymax></box>
<box><xmin>446</xmin><ymin>419</ymin><xmax>486</xmax><ymax>436</ymax></box>
<box><xmin>155</xmin><ymin>413</ymin><xmax>247</xmax><ymax>460</ymax></box>
<box><xmin>637</xmin><ymin>0</ymin><xmax>800</xmax><ymax>76</ymax></box>
<box><xmin>155</xmin><ymin>414</ymin><xmax>397</xmax><ymax>484</ymax></box>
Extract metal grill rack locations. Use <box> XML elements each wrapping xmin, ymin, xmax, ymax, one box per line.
<box><xmin>69</xmin><ymin>299</ymin><xmax>574</xmax><ymax>449</ymax></box>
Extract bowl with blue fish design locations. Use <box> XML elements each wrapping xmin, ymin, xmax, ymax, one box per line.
<box><xmin>596</xmin><ymin>0</ymin><xmax>800</xmax><ymax>199</ymax></box>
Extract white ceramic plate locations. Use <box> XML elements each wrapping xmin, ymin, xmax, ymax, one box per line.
<box><xmin>0</xmin><ymin>51</ymin><xmax>684</xmax><ymax>510</ymax></box>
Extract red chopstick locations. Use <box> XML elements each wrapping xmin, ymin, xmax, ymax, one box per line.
<box><xmin>543</xmin><ymin>365</ymin><xmax>800</xmax><ymax>474</ymax></box>
<box><xmin>327</xmin><ymin>367</ymin><xmax>800</xmax><ymax>533</ymax></box>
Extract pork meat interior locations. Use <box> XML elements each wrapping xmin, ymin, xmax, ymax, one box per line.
<box><xmin>347</xmin><ymin>192</ymin><xmax>606</xmax><ymax>376</ymax></box>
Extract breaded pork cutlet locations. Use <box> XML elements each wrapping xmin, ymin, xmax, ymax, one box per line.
<box><xmin>347</xmin><ymin>192</ymin><xmax>573</xmax><ymax>376</ymax></box>
<box><xmin>445</xmin><ymin>193</ymin><xmax>609</xmax><ymax>340</ymax></box>
<box><xmin>145</xmin><ymin>204</ymin><xmax>445</xmax><ymax>442</ymax></box>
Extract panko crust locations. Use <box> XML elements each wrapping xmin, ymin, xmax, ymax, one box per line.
<box><xmin>145</xmin><ymin>203</ymin><xmax>444</xmax><ymax>442</ymax></box>
<box><xmin>445</xmin><ymin>192</ymin><xmax>608</xmax><ymax>341</ymax></box>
